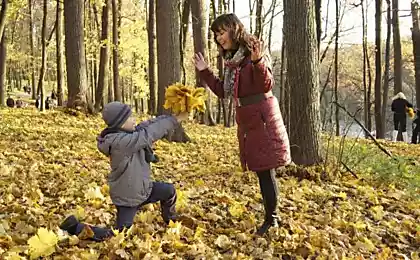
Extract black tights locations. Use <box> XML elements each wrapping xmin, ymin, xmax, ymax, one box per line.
<box><xmin>256</xmin><ymin>169</ymin><xmax>279</xmax><ymax>220</ymax></box>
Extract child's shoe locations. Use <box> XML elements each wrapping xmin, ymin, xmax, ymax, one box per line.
<box><xmin>59</xmin><ymin>215</ymin><xmax>79</xmax><ymax>235</ymax></box>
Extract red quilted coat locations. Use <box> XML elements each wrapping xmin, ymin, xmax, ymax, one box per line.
<box><xmin>199</xmin><ymin>56</ymin><xmax>291</xmax><ymax>172</ymax></box>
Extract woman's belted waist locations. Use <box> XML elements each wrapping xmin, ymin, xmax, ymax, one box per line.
<box><xmin>237</xmin><ymin>91</ymin><xmax>273</xmax><ymax>107</ymax></box>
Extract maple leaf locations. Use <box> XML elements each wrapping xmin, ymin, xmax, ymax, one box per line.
<box><xmin>27</xmin><ymin>228</ymin><xmax>58</xmax><ymax>259</ymax></box>
<box><xmin>215</xmin><ymin>235</ymin><xmax>231</xmax><ymax>250</ymax></box>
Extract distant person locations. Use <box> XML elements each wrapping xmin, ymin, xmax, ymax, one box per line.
<box><xmin>412</xmin><ymin>109</ymin><xmax>420</xmax><ymax>144</ymax></box>
<box><xmin>6</xmin><ymin>96</ymin><xmax>15</xmax><ymax>108</ymax></box>
<box><xmin>391</xmin><ymin>92</ymin><xmax>413</xmax><ymax>142</ymax></box>
<box><xmin>51</xmin><ymin>90</ymin><xmax>56</xmax><ymax>100</ymax></box>
<box><xmin>45</xmin><ymin>97</ymin><xmax>50</xmax><ymax>110</ymax></box>
<box><xmin>16</xmin><ymin>99</ymin><xmax>24</xmax><ymax>108</ymax></box>
<box><xmin>35</xmin><ymin>95</ymin><xmax>40</xmax><ymax>109</ymax></box>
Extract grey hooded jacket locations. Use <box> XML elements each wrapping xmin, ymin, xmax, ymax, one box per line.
<box><xmin>97</xmin><ymin>115</ymin><xmax>179</xmax><ymax>207</ymax></box>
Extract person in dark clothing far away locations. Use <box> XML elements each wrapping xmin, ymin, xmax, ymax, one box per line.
<box><xmin>45</xmin><ymin>97</ymin><xmax>50</xmax><ymax>110</ymax></box>
<box><xmin>51</xmin><ymin>90</ymin><xmax>56</xmax><ymax>100</ymax></box>
<box><xmin>35</xmin><ymin>95</ymin><xmax>40</xmax><ymax>109</ymax></box>
<box><xmin>6</xmin><ymin>96</ymin><xmax>15</xmax><ymax>108</ymax></box>
<box><xmin>193</xmin><ymin>13</ymin><xmax>291</xmax><ymax>236</ymax></box>
<box><xmin>59</xmin><ymin>102</ymin><xmax>189</xmax><ymax>241</ymax></box>
<box><xmin>412</xmin><ymin>109</ymin><xmax>420</xmax><ymax>144</ymax></box>
<box><xmin>391</xmin><ymin>92</ymin><xmax>413</xmax><ymax>142</ymax></box>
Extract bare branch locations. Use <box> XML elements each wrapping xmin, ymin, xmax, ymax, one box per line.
<box><xmin>333</xmin><ymin>101</ymin><xmax>393</xmax><ymax>158</ymax></box>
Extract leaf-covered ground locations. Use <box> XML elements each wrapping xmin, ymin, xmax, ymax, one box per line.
<box><xmin>0</xmin><ymin>108</ymin><xmax>419</xmax><ymax>259</ymax></box>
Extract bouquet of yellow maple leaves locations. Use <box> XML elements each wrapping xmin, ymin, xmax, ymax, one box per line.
<box><xmin>163</xmin><ymin>83</ymin><xmax>207</xmax><ymax>114</ymax></box>
<box><xmin>407</xmin><ymin>107</ymin><xmax>415</xmax><ymax>119</ymax></box>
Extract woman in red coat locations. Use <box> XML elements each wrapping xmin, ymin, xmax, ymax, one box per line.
<box><xmin>193</xmin><ymin>13</ymin><xmax>291</xmax><ymax>235</ymax></box>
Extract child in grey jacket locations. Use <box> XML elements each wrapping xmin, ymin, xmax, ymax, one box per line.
<box><xmin>59</xmin><ymin>101</ymin><xmax>188</xmax><ymax>241</ymax></box>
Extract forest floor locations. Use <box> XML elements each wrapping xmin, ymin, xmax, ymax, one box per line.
<box><xmin>0</xmin><ymin>108</ymin><xmax>419</xmax><ymax>259</ymax></box>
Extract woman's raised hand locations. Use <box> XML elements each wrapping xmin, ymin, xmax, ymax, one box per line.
<box><xmin>249</xmin><ymin>38</ymin><xmax>264</xmax><ymax>62</ymax></box>
<box><xmin>193</xmin><ymin>53</ymin><xmax>208</xmax><ymax>71</ymax></box>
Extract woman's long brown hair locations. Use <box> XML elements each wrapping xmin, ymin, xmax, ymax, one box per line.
<box><xmin>210</xmin><ymin>13</ymin><xmax>256</xmax><ymax>57</ymax></box>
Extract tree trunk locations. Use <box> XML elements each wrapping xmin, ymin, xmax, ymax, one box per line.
<box><xmin>411</xmin><ymin>1</ymin><xmax>420</xmax><ymax>110</ymax></box>
<box><xmin>334</xmin><ymin>0</ymin><xmax>339</xmax><ymax>136</ymax></box>
<box><xmin>37</xmin><ymin>0</ymin><xmax>48</xmax><ymax>111</ymax></box>
<box><xmin>254</xmin><ymin>0</ymin><xmax>263</xmax><ymax>38</ymax></box>
<box><xmin>111</xmin><ymin>0</ymin><xmax>121</xmax><ymax>102</ymax></box>
<box><xmin>279</xmin><ymin>30</ymin><xmax>286</xmax><ymax>108</ymax></box>
<box><xmin>280</xmin><ymin>26</ymin><xmax>289</xmax><ymax>130</ymax></box>
<box><xmin>95</xmin><ymin>0</ymin><xmax>110</xmax><ymax>112</ymax></box>
<box><xmin>362</xmin><ymin>0</ymin><xmax>369</xmax><ymax>135</ymax></box>
<box><xmin>267</xmin><ymin>0</ymin><xmax>277</xmax><ymax>53</ymax></box>
<box><xmin>0</xmin><ymin>0</ymin><xmax>7</xmax><ymax>54</ymax></box>
<box><xmin>284</xmin><ymin>0</ymin><xmax>322</xmax><ymax>165</ymax></box>
<box><xmin>56</xmin><ymin>0</ymin><xmax>64</xmax><ymax>106</ymax></box>
<box><xmin>382</xmin><ymin>0</ymin><xmax>391</xmax><ymax>135</ymax></box>
<box><xmin>191</xmin><ymin>0</ymin><xmax>215</xmax><ymax>126</ymax></box>
<box><xmin>28</xmin><ymin>0</ymin><xmax>36</xmax><ymax>99</ymax></box>
<box><xmin>180</xmin><ymin>0</ymin><xmax>190</xmax><ymax>85</ymax></box>
<box><xmin>156</xmin><ymin>0</ymin><xmax>189</xmax><ymax>142</ymax></box>
<box><xmin>249</xmin><ymin>0</ymin><xmax>255</xmax><ymax>34</ymax></box>
<box><xmin>108</xmin><ymin>58</ymin><xmax>113</xmax><ymax>102</ymax></box>
<box><xmin>392</xmin><ymin>0</ymin><xmax>402</xmax><ymax>94</ymax></box>
<box><xmin>64</xmin><ymin>0</ymin><xmax>91</xmax><ymax>112</ymax></box>
<box><xmin>147</xmin><ymin>0</ymin><xmax>156</xmax><ymax>114</ymax></box>
<box><xmin>208</xmin><ymin>0</ymin><xmax>215</xmax><ymax>65</ymax></box>
<box><xmin>0</xmin><ymin>33</ymin><xmax>5</xmax><ymax>106</ymax></box>
<box><xmin>315</xmin><ymin>0</ymin><xmax>322</xmax><ymax>52</ymax></box>
<box><xmin>374</xmin><ymin>0</ymin><xmax>383</xmax><ymax>138</ymax></box>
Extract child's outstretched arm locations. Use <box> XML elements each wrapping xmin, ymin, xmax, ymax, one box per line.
<box><xmin>118</xmin><ymin>115</ymin><xmax>184</xmax><ymax>152</ymax></box>
<box><xmin>135</xmin><ymin>116</ymin><xmax>165</xmax><ymax>130</ymax></box>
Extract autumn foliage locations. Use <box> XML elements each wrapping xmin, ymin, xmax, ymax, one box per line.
<box><xmin>0</xmin><ymin>108</ymin><xmax>419</xmax><ymax>259</ymax></box>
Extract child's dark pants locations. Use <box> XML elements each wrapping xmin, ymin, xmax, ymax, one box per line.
<box><xmin>71</xmin><ymin>182</ymin><xmax>177</xmax><ymax>241</ymax></box>
<box><xmin>412</xmin><ymin>125</ymin><xmax>420</xmax><ymax>144</ymax></box>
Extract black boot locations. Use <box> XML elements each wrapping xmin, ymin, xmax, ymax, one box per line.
<box><xmin>256</xmin><ymin>214</ymin><xmax>279</xmax><ymax>236</ymax></box>
<box><xmin>59</xmin><ymin>215</ymin><xmax>79</xmax><ymax>235</ymax></box>
<box><xmin>256</xmin><ymin>169</ymin><xmax>280</xmax><ymax>236</ymax></box>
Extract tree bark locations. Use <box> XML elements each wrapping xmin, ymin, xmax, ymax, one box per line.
<box><xmin>392</xmin><ymin>0</ymin><xmax>402</xmax><ymax>94</ymax></box>
<box><xmin>334</xmin><ymin>0</ymin><xmax>339</xmax><ymax>136</ymax></box>
<box><xmin>156</xmin><ymin>0</ymin><xmax>189</xmax><ymax>142</ymax></box>
<box><xmin>111</xmin><ymin>0</ymin><xmax>121</xmax><ymax>102</ymax></box>
<box><xmin>191</xmin><ymin>0</ymin><xmax>215</xmax><ymax>126</ymax></box>
<box><xmin>95</xmin><ymin>0</ymin><xmax>110</xmax><ymax>112</ymax></box>
<box><xmin>284</xmin><ymin>0</ymin><xmax>322</xmax><ymax>165</ymax></box>
<box><xmin>375</xmin><ymin>0</ymin><xmax>384</xmax><ymax>138</ymax></box>
<box><xmin>56</xmin><ymin>0</ymin><xmax>64</xmax><ymax>106</ymax></box>
<box><xmin>382</xmin><ymin>0</ymin><xmax>391</xmax><ymax>135</ymax></box>
<box><xmin>180</xmin><ymin>0</ymin><xmax>190</xmax><ymax>85</ymax></box>
<box><xmin>156</xmin><ymin>0</ymin><xmax>181</xmax><ymax>115</ymax></box>
<box><xmin>0</xmin><ymin>33</ymin><xmax>5</xmax><ymax>106</ymax></box>
<box><xmin>37</xmin><ymin>0</ymin><xmax>48</xmax><ymax>111</ymax></box>
<box><xmin>267</xmin><ymin>0</ymin><xmax>277</xmax><ymax>53</ymax></box>
<box><xmin>411</xmin><ymin>1</ymin><xmax>420</xmax><ymax>109</ymax></box>
<box><xmin>147</xmin><ymin>0</ymin><xmax>156</xmax><ymax>114</ymax></box>
<box><xmin>248</xmin><ymin>0</ymin><xmax>255</xmax><ymax>34</ymax></box>
<box><xmin>315</xmin><ymin>0</ymin><xmax>322</xmax><ymax>51</ymax></box>
<box><xmin>28</xmin><ymin>0</ymin><xmax>36</xmax><ymax>99</ymax></box>
<box><xmin>254</xmin><ymin>0</ymin><xmax>263</xmax><ymax>38</ymax></box>
<box><xmin>64</xmin><ymin>0</ymin><xmax>91</xmax><ymax>111</ymax></box>
<box><xmin>0</xmin><ymin>0</ymin><xmax>7</xmax><ymax>44</ymax></box>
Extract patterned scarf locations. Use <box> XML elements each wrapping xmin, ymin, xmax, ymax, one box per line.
<box><xmin>223</xmin><ymin>46</ymin><xmax>247</xmax><ymax>99</ymax></box>
<box><xmin>223</xmin><ymin>46</ymin><xmax>272</xmax><ymax>100</ymax></box>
